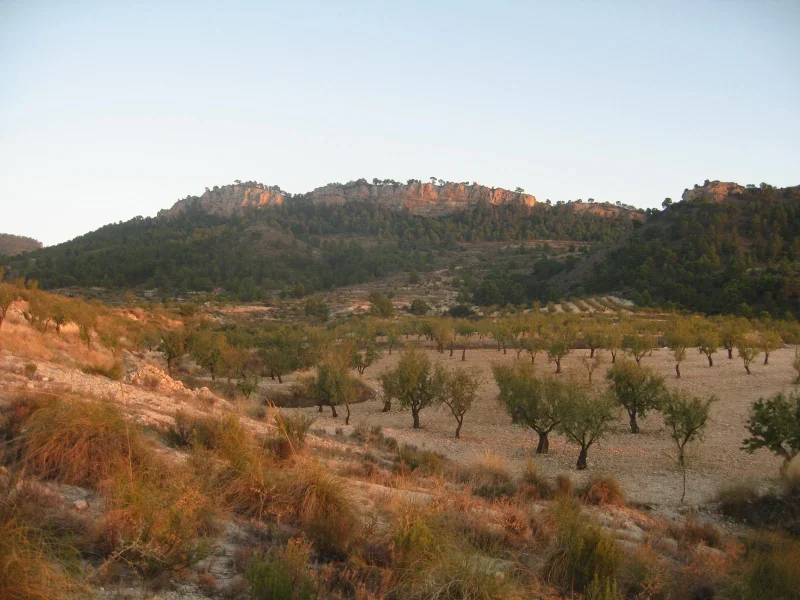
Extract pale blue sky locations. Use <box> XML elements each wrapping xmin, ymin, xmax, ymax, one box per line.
<box><xmin>2</xmin><ymin>1</ymin><xmax>798</xmax><ymax>246</ymax></box>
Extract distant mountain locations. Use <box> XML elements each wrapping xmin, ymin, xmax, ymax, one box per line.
<box><xmin>0</xmin><ymin>178</ymin><xmax>641</xmax><ymax>300</ymax></box>
<box><xmin>0</xmin><ymin>233</ymin><xmax>42</xmax><ymax>256</ymax></box>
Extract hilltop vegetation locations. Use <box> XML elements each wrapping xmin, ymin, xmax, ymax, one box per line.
<box><xmin>2</xmin><ymin>193</ymin><xmax>636</xmax><ymax>300</ymax></box>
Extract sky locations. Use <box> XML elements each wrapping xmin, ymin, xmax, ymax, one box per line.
<box><xmin>1</xmin><ymin>1</ymin><xmax>799</xmax><ymax>246</ymax></box>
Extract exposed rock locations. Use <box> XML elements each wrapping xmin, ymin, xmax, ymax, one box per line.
<box><xmin>0</xmin><ymin>232</ymin><xmax>43</xmax><ymax>255</ymax></box>
<box><xmin>73</xmin><ymin>499</ymin><xmax>89</xmax><ymax>511</ymax></box>
<box><xmin>160</xmin><ymin>180</ymin><xmax>535</xmax><ymax>219</ymax></box>
<box><xmin>682</xmin><ymin>181</ymin><xmax>747</xmax><ymax>203</ymax></box>
<box><xmin>307</xmin><ymin>180</ymin><xmax>536</xmax><ymax>216</ymax></box>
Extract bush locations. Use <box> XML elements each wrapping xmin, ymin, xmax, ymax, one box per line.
<box><xmin>99</xmin><ymin>460</ymin><xmax>218</xmax><ymax>574</ymax></box>
<box><xmin>518</xmin><ymin>460</ymin><xmax>554</xmax><ymax>500</ymax></box>
<box><xmin>451</xmin><ymin>454</ymin><xmax>517</xmax><ymax>500</ymax></box>
<box><xmin>0</xmin><ymin>471</ymin><xmax>82</xmax><ymax>600</ymax></box>
<box><xmin>395</xmin><ymin>444</ymin><xmax>444</xmax><ymax>476</ymax></box>
<box><xmin>545</xmin><ymin>498</ymin><xmax>621</xmax><ymax>595</ymax></box>
<box><xmin>22</xmin><ymin>398</ymin><xmax>152</xmax><ymax>487</ymax></box>
<box><xmin>281</xmin><ymin>463</ymin><xmax>356</xmax><ymax>555</ymax></box>
<box><xmin>24</xmin><ymin>362</ymin><xmax>37</xmax><ymax>379</ymax></box>
<box><xmin>667</xmin><ymin>515</ymin><xmax>722</xmax><ymax>549</ymax></box>
<box><xmin>81</xmin><ymin>360</ymin><xmax>124</xmax><ymax>381</ymax></box>
<box><xmin>718</xmin><ymin>481</ymin><xmax>800</xmax><ymax>536</ymax></box>
<box><xmin>581</xmin><ymin>474</ymin><xmax>626</xmax><ymax>506</ymax></box>
<box><xmin>555</xmin><ymin>474</ymin><xmax>574</xmax><ymax>497</ymax></box>
<box><xmin>274</xmin><ymin>411</ymin><xmax>315</xmax><ymax>450</ymax></box>
<box><xmin>248</xmin><ymin>539</ymin><xmax>316</xmax><ymax>600</ymax></box>
<box><xmin>729</xmin><ymin>532</ymin><xmax>800</xmax><ymax>600</ymax></box>
<box><xmin>166</xmin><ymin>412</ymin><xmax>244</xmax><ymax>451</ymax></box>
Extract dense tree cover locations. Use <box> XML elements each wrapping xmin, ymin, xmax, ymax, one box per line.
<box><xmin>1</xmin><ymin>199</ymin><xmax>634</xmax><ymax>300</ymax></box>
<box><xmin>588</xmin><ymin>184</ymin><xmax>800</xmax><ymax>318</ymax></box>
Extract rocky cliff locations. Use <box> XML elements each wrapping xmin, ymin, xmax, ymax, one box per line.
<box><xmin>306</xmin><ymin>181</ymin><xmax>536</xmax><ymax>215</ymax></box>
<box><xmin>160</xmin><ymin>180</ymin><xmax>535</xmax><ymax>218</ymax></box>
<box><xmin>158</xmin><ymin>184</ymin><xmax>287</xmax><ymax>218</ymax></box>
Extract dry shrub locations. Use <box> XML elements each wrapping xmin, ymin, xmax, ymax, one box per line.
<box><xmin>619</xmin><ymin>543</ymin><xmax>670</xmax><ymax>600</ymax></box>
<box><xmin>1</xmin><ymin>394</ymin><xmax>47</xmax><ymax>464</ymax></box>
<box><xmin>667</xmin><ymin>515</ymin><xmax>722</xmax><ymax>549</ymax></box>
<box><xmin>166</xmin><ymin>411</ymin><xmax>244</xmax><ymax>452</ymax></box>
<box><xmin>23</xmin><ymin>397</ymin><xmax>152</xmax><ymax>487</ymax></box>
<box><xmin>214</xmin><ymin>444</ymin><xmax>278</xmax><ymax>520</ymax></box>
<box><xmin>281</xmin><ymin>462</ymin><xmax>356</xmax><ymax>555</ymax></box>
<box><xmin>98</xmin><ymin>458</ymin><xmax>218</xmax><ymax>575</ymax></box>
<box><xmin>395</xmin><ymin>444</ymin><xmax>444</xmax><ymax>476</ymax></box>
<box><xmin>273</xmin><ymin>411</ymin><xmax>315</xmax><ymax>450</ymax></box>
<box><xmin>518</xmin><ymin>459</ymin><xmax>554</xmax><ymax>500</ymax></box>
<box><xmin>581</xmin><ymin>474</ymin><xmax>626</xmax><ymax>506</ymax></box>
<box><xmin>555</xmin><ymin>473</ymin><xmax>574</xmax><ymax>497</ymax></box>
<box><xmin>718</xmin><ymin>480</ymin><xmax>800</xmax><ymax>536</ymax></box>
<box><xmin>81</xmin><ymin>360</ymin><xmax>124</xmax><ymax>380</ymax></box>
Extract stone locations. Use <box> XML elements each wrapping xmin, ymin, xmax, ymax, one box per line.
<box><xmin>73</xmin><ymin>499</ymin><xmax>89</xmax><ymax>511</ymax></box>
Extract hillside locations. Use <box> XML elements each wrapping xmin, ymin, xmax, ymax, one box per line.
<box><xmin>584</xmin><ymin>181</ymin><xmax>800</xmax><ymax>316</ymax></box>
<box><xmin>1</xmin><ymin>179</ymin><xmax>639</xmax><ymax>301</ymax></box>
<box><xmin>0</xmin><ymin>233</ymin><xmax>42</xmax><ymax>256</ymax></box>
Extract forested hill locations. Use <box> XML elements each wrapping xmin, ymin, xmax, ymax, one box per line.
<box><xmin>0</xmin><ymin>233</ymin><xmax>42</xmax><ymax>256</ymax></box>
<box><xmin>585</xmin><ymin>182</ymin><xmax>800</xmax><ymax>317</ymax></box>
<box><xmin>0</xmin><ymin>192</ymin><xmax>639</xmax><ymax>299</ymax></box>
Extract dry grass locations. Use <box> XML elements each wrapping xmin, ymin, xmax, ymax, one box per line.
<box><xmin>22</xmin><ymin>396</ymin><xmax>152</xmax><ymax>487</ymax></box>
<box><xmin>0</xmin><ymin>471</ymin><xmax>83</xmax><ymax>600</ymax></box>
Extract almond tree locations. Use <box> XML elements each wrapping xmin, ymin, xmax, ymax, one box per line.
<box><xmin>696</xmin><ymin>327</ymin><xmax>720</xmax><ymax>367</ymax></box>
<box><xmin>663</xmin><ymin>390</ymin><xmax>716</xmax><ymax>502</ymax></box>
<box><xmin>665</xmin><ymin>320</ymin><xmax>692</xmax><ymax>378</ymax></box>
<box><xmin>743</xmin><ymin>390</ymin><xmax>800</xmax><ymax>475</ymax></box>
<box><xmin>606</xmin><ymin>360</ymin><xmax>667</xmax><ymax>433</ymax></box>
<box><xmin>736</xmin><ymin>334</ymin><xmax>761</xmax><ymax>375</ymax></box>
<box><xmin>760</xmin><ymin>330</ymin><xmax>782</xmax><ymax>365</ymax></box>
<box><xmin>558</xmin><ymin>388</ymin><xmax>617</xmax><ymax>470</ymax></box>
<box><xmin>718</xmin><ymin>317</ymin><xmax>746</xmax><ymax>360</ymax></box>
<box><xmin>546</xmin><ymin>324</ymin><xmax>577</xmax><ymax>374</ymax></box>
<box><xmin>602</xmin><ymin>322</ymin><xmax>626</xmax><ymax>364</ymax></box>
<box><xmin>493</xmin><ymin>362</ymin><xmax>567</xmax><ymax>454</ymax></box>
<box><xmin>380</xmin><ymin>346</ymin><xmax>443</xmax><ymax>429</ymax></box>
<box><xmin>308</xmin><ymin>350</ymin><xmax>360</xmax><ymax>424</ymax></box>
<box><xmin>0</xmin><ymin>284</ymin><xmax>20</xmax><ymax>330</ymax></box>
<box><xmin>623</xmin><ymin>333</ymin><xmax>656</xmax><ymax>365</ymax></box>
<box><xmin>439</xmin><ymin>366</ymin><xmax>481</xmax><ymax>438</ymax></box>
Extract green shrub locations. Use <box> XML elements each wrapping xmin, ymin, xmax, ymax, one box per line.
<box><xmin>274</xmin><ymin>411</ymin><xmax>315</xmax><ymax>449</ymax></box>
<box><xmin>395</xmin><ymin>444</ymin><xmax>444</xmax><ymax>475</ymax></box>
<box><xmin>248</xmin><ymin>539</ymin><xmax>316</xmax><ymax>600</ymax></box>
<box><xmin>728</xmin><ymin>532</ymin><xmax>800</xmax><ymax>600</ymax></box>
<box><xmin>166</xmin><ymin>412</ymin><xmax>244</xmax><ymax>452</ymax></box>
<box><xmin>545</xmin><ymin>498</ymin><xmax>621</xmax><ymax>595</ymax></box>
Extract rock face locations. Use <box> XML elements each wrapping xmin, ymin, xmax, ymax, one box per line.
<box><xmin>159</xmin><ymin>184</ymin><xmax>287</xmax><ymax>218</ymax></box>
<box><xmin>159</xmin><ymin>180</ymin><xmax>535</xmax><ymax>219</ymax></box>
<box><xmin>307</xmin><ymin>181</ymin><xmax>536</xmax><ymax>216</ymax></box>
<box><xmin>681</xmin><ymin>181</ymin><xmax>747</xmax><ymax>203</ymax></box>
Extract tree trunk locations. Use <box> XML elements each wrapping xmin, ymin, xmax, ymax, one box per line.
<box><xmin>675</xmin><ymin>363</ymin><xmax>681</xmax><ymax>378</ymax></box>
<box><xmin>706</xmin><ymin>354</ymin><xmax>713</xmax><ymax>367</ymax></box>
<box><xmin>555</xmin><ymin>358</ymin><xmax>561</xmax><ymax>374</ymax></box>
<box><xmin>412</xmin><ymin>409</ymin><xmax>420</xmax><ymax>429</ymax></box>
<box><xmin>461</xmin><ymin>348</ymin><xmax>466</xmax><ymax>361</ymax></box>
<box><xmin>577</xmin><ymin>446</ymin><xmax>588</xmax><ymax>470</ymax></box>
<box><xmin>277</xmin><ymin>374</ymin><xmax>283</xmax><ymax>384</ymax></box>
<box><xmin>611</xmin><ymin>350</ymin><xmax>617</xmax><ymax>363</ymax></box>
<box><xmin>318</xmin><ymin>403</ymin><xmax>324</xmax><ymax>413</ymax></box>
<box><xmin>590</xmin><ymin>347</ymin><xmax>595</xmax><ymax>358</ymax></box>
<box><xmin>744</xmin><ymin>363</ymin><xmax>751</xmax><ymax>375</ymax></box>
<box><xmin>629</xmin><ymin>412</ymin><xmax>640</xmax><ymax>434</ymax></box>
<box><xmin>449</xmin><ymin>344</ymin><xmax>454</xmax><ymax>357</ymax></box>
<box><xmin>330</xmin><ymin>404</ymin><xmax>338</xmax><ymax>418</ymax></box>
<box><xmin>455</xmin><ymin>417</ymin><xmax>463</xmax><ymax>439</ymax></box>
<box><xmin>345</xmin><ymin>405</ymin><xmax>350</xmax><ymax>425</ymax></box>
<box><xmin>764</xmin><ymin>353</ymin><xmax>770</xmax><ymax>365</ymax></box>
<box><xmin>536</xmin><ymin>431</ymin><xmax>550</xmax><ymax>454</ymax></box>
<box><xmin>382</xmin><ymin>400</ymin><xmax>391</xmax><ymax>413</ymax></box>
<box><xmin>727</xmin><ymin>347</ymin><xmax>733</xmax><ymax>359</ymax></box>
<box><xmin>502</xmin><ymin>344</ymin><xmax>507</xmax><ymax>355</ymax></box>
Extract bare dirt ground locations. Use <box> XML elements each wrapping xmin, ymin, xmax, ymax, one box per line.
<box><xmin>284</xmin><ymin>343</ymin><xmax>796</xmax><ymax>508</ymax></box>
